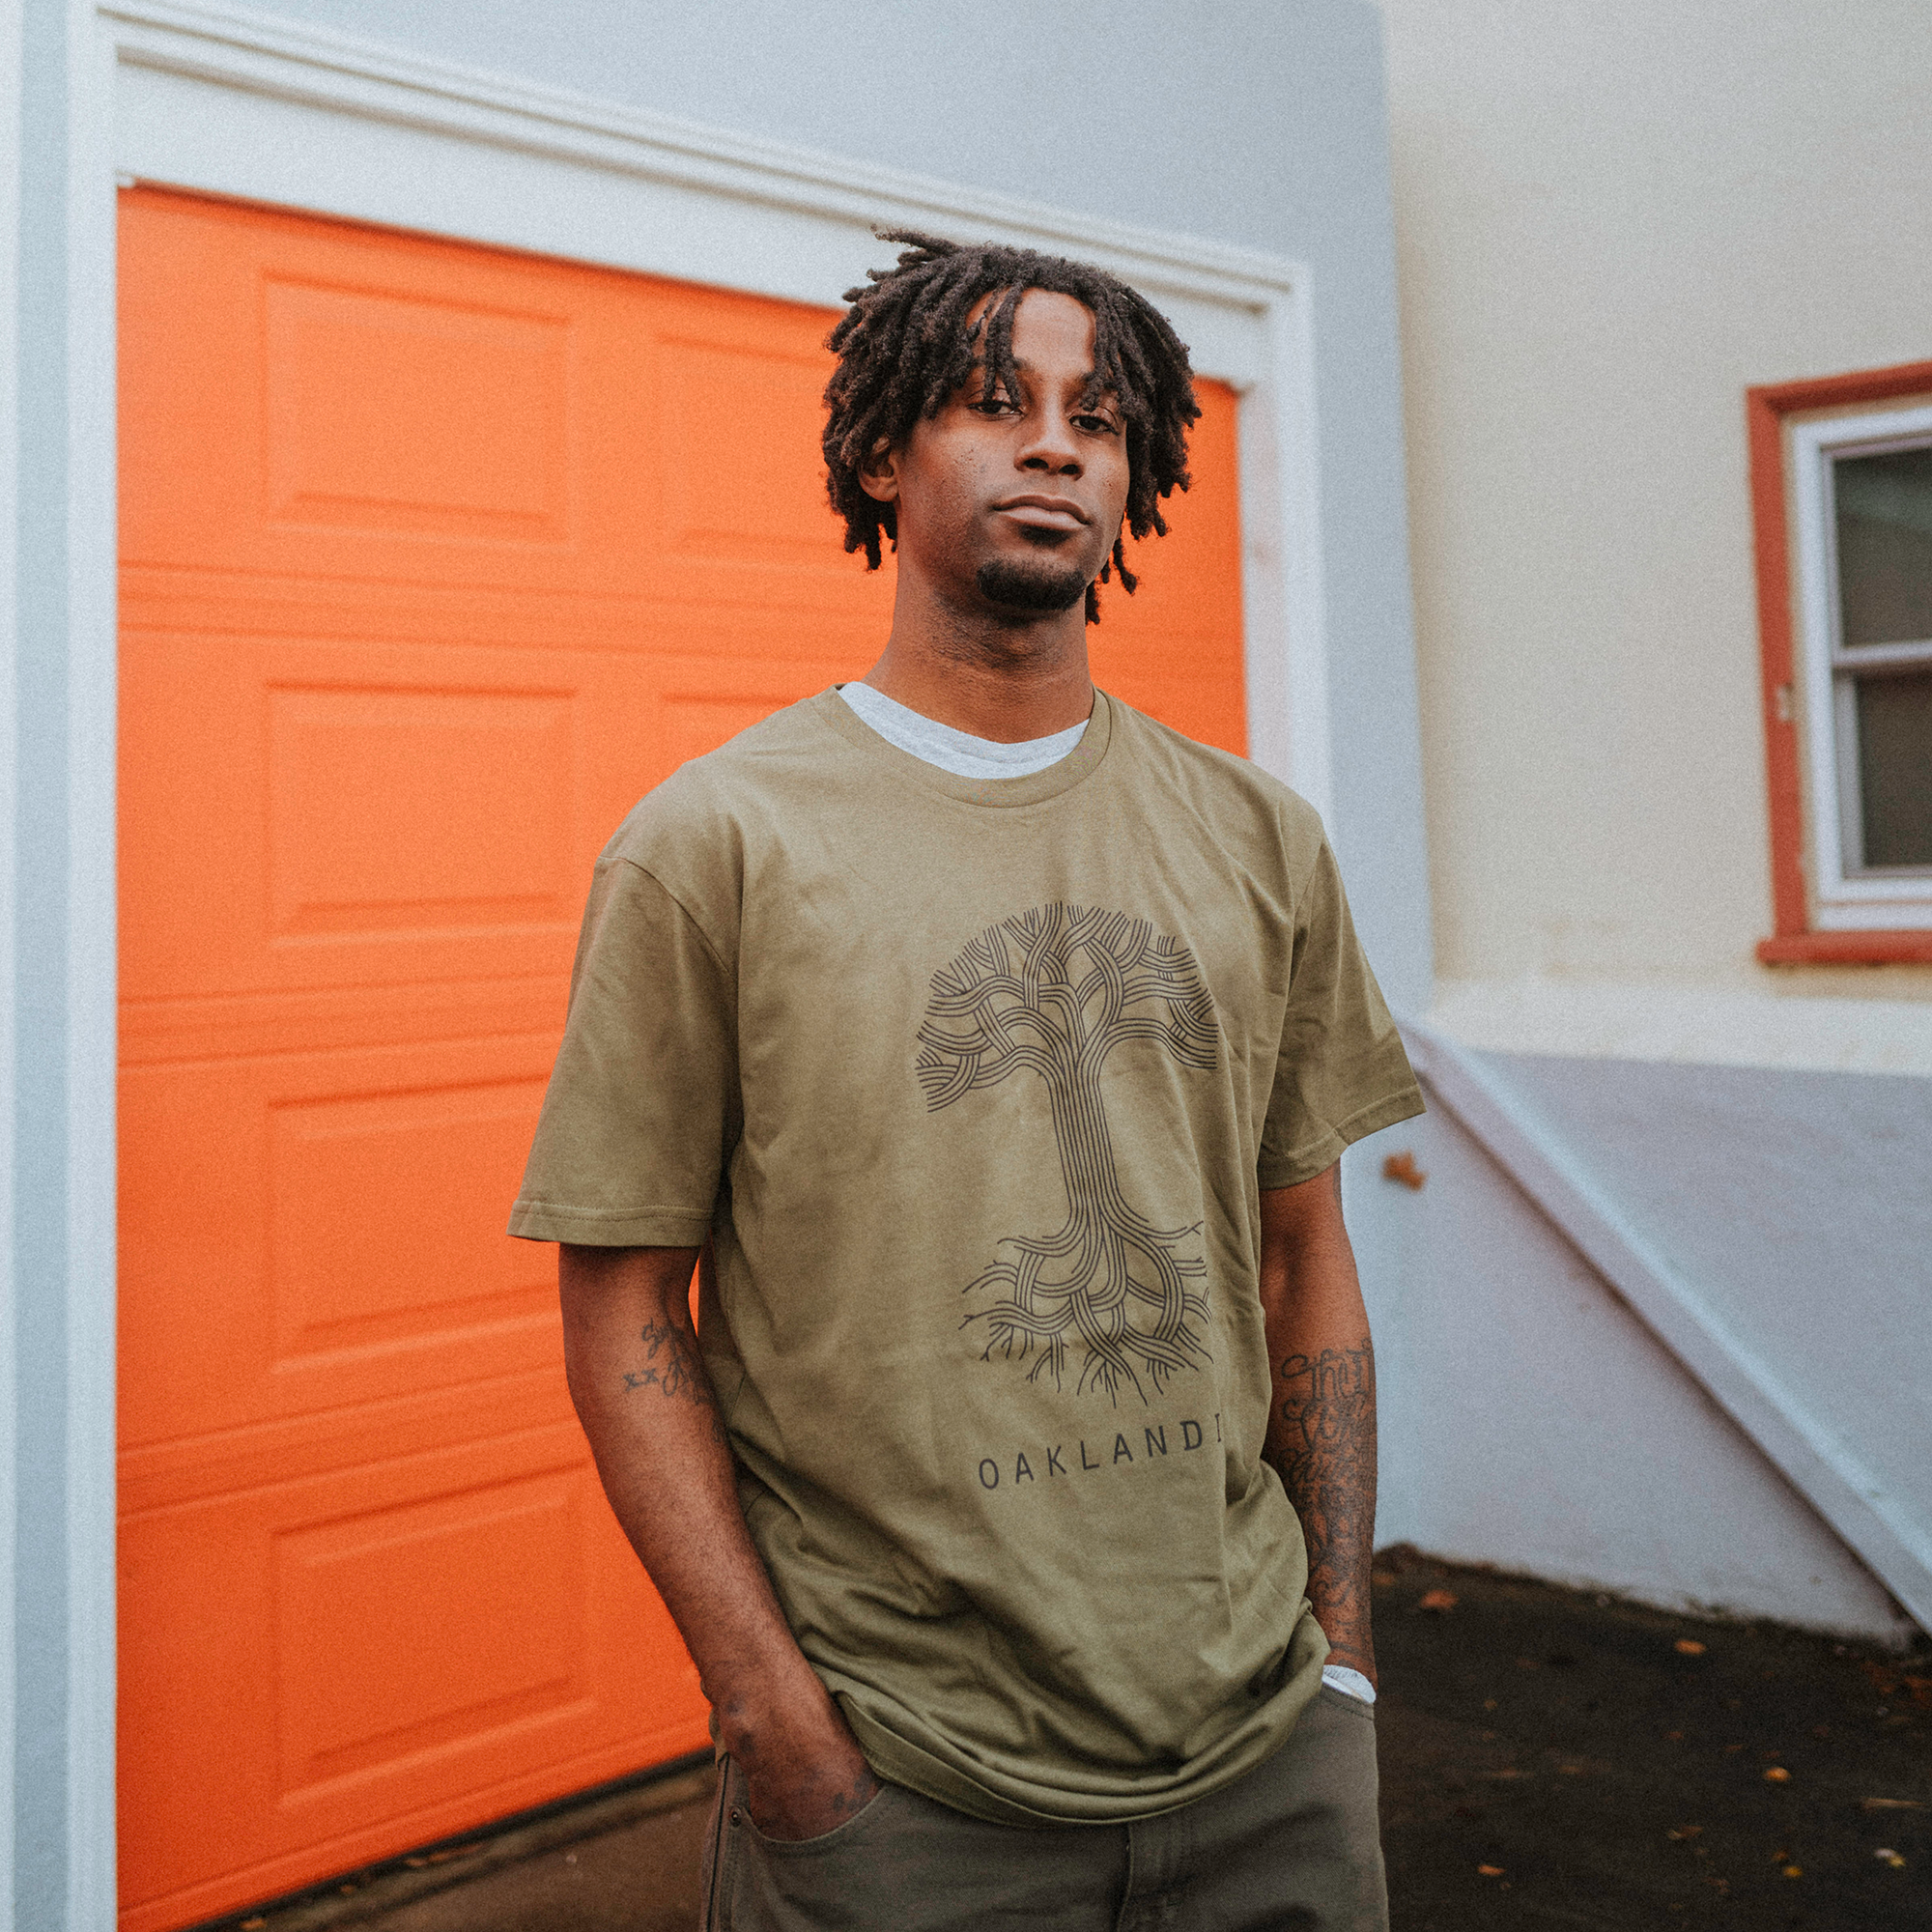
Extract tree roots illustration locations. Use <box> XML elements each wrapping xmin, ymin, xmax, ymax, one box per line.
<box><xmin>917</xmin><ymin>902</ymin><xmax>1218</xmax><ymax>1405</ymax></box>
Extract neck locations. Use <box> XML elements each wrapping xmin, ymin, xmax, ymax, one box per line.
<box><xmin>859</xmin><ymin>569</ymin><xmax>1095</xmax><ymax>743</ymax></box>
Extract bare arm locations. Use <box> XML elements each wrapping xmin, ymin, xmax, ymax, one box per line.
<box><xmin>558</xmin><ymin>1243</ymin><xmax>879</xmax><ymax>1837</ymax></box>
<box><xmin>1257</xmin><ymin>1164</ymin><xmax>1378</xmax><ymax>1686</ymax></box>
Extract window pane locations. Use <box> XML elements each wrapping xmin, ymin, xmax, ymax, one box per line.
<box><xmin>1833</xmin><ymin>444</ymin><xmax>1932</xmax><ymax>647</ymax></box>
<box><xmin>1855</xmin><ymin>668</ymin><xmax>1932</xmax><ymax>868</ymax></box>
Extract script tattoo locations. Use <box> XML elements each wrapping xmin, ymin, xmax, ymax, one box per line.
<box><xmin>619</xmin><ymin>1320</ymin><xmax>714</xmax><ymax>1407</ymax></box>
<box><xmin>918</xmin><ymin>902</ymin><xmax>1217</xmax><ymax>1406</ymax></box>
<box><xmin>1275</xmin><ymin>1341</ymin><xmax>1378</xmax><ymax>1668</ymax></box>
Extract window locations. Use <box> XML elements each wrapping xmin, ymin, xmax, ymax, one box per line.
<box><xmin>1748</xmin><ymin>362</ymin><xmax>1932</xmax><ymax>963</ymax></box>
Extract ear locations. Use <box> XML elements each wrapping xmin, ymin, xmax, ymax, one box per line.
<box><xmin>857</xmin><ymin>437</ymin><xmax>900</xmax><ymax>505</ymax></box>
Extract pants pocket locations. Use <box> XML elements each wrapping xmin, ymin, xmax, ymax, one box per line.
<box><xmin>716</xmin><ymin>1755</ymin><xmax>904</xmax><ymax>1930</ymax></box>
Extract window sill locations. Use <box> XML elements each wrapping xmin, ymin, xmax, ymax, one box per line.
<box><xmin>1757</xmin><ymin>931</ymin><xmax>1932</xmax><ymax>965</ymax></box>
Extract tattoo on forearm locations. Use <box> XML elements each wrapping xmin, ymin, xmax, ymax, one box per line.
<box><xmin>618</xmin><ymin>1320</ymin><xmax>714</xmax><ymax>1407</ymax></box>
<box><xmin>1274</xmin><ymin>1340</ymin><xmax>1378</xmax><ymax>1667</ymax></box>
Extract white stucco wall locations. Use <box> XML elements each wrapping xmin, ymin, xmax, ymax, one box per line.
<box><xmin>1377</xmin><ymin>0</ymin><xmax>1932</xmax><ymax>1030</ymax></box>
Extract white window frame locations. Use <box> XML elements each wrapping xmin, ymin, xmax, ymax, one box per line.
<box><xmin>1790</xmin><ymin>399</ymin><xmax>1932</xmax><ymax>928</ymax></box>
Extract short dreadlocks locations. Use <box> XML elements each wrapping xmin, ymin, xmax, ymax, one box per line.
<box><xmin>822</xmin><ymin>231</ymin><xmax>1200</xmax><ymax>623</ymax></box>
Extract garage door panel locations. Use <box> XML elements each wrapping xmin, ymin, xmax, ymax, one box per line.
<box><xmin>263</xmin><ymin>277</ymin><xmax>574</xmax><ymax>547</ymax></box>
<box><xmin>119</xmin><ymin>1430</ymin><xmax>705</xmax><ymax>1928</ymax></box>
<box><xmin>1107</xmin><ymin>379</ymin><xmax>1243</xmax><ymax>634</ymax></box>
<box><xmin>1094</xmin><ymin>665</ymin><xmax>1250</xmax><ymax>757</ymax></box>
<box><xmin>121</xmin><ymin>196</ymin><xmax>599</xmax><ymax>593</ymax></box>
<box><xmin>119</xmin><ymin>1035</ymin><xmax>559</xmax><ymax>1448</ymax></box>
<box><xmin>118</xmin><ymin>977</ymin><xmax>565</xmax><ymax>1067</ymax></box>
<box><xmin>119</xmin><ymin>631</ymin><xmax>644</xmax><ymax>1003</ymax></box>
<box><xmin>120</xmin><ymin>193</ymin><xmax>876</xmax><ymax>609</ymax></box>
<box><xmin>117</xmin><ymin>1368</ymin><xmax>571</xmax><ymax>1519</ymax></box>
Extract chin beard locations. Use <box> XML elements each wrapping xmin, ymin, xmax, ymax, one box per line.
<box><xmin>975</xmin><ymin>555</ymin><xmax>1091</xmax><ymax>614</ymax></box>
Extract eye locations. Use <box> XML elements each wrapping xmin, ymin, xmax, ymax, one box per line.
<box><xmin>969</xmin><ymin>395</ymin><xmax>1022</xmax><ymax>418</ymax></box>
<box><xmin>1072</xmin><ymin>412</ymin><xmax>1121</xmax><ymax>436</ymax></box>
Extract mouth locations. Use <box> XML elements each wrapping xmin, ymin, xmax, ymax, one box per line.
<box><xmin>992</xmin><ymin>495</ymin><xmax>1091</xmax><ymax>533</ymax></box>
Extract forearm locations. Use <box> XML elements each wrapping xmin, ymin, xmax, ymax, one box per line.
<box><xmin>558</xmin><ymin>1244</ymin><xmax>810</xmax><ymax>1734</ymax></box>
<box><xmin>557</xmin><ymin>1244</ymin><xmax>876</xmax><ymax>1837</ymax></box>
<box><xmin>1257</xmin><ymin>1169</ymin><xmax>1379</xmax><ymax>1684</ymax></box>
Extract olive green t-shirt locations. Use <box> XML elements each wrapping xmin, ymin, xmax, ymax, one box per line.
<box><xmin>509</xmin><ymin>688</ymin><xmax>1422</xmax><ymax>1825</ymax></box>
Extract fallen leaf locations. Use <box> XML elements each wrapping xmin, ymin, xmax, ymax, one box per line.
<box><xmin>1486</xmin><ymin>1767</ymin><xmax>1525</xmax><ymax>1780</ymax></box>
<box><xmin>1483</xmin><ymin>1699</ymin><xmax>1498</xmax><ymax>1711</ymax></box>
<box><xmin>1875</xmin><ymin>1849</ymin><xmax>1907</xmax><ymax>1869</ymax></box>
<box><xmin>1675</xmin><ymin>1639</ymin><xmax>1706</xmax><ymax>1656</ymax></box>
<box><xmin>1782</xmin><ymin>1865</ymin><xmax>1803</xmax><ymax>1880</ymax></box>
<box><xmin>1764</xmin><ymin>1767</ymin><xmax>1791</xmax><ymax>1782</ymax></box>
<box><xmin>1477</xmin><ymin>1864</ymin><xmax>1505</xmax><ymax>1878</ymax></box>
<box><xmin>1666</xmin><ymin>1826</ymin><xmax>1704</xmax><ymax>1841</ymax></box>
<box><xmin>1862</xmin><ymin>1797</ymin><xmax>1925</xmax><ymax>1811</ymax></box>
<box><xmin>1418</xmin><ymin>1588</ymin><xmax>1458</xmax><ymax>1612</ymax></box>
<box><xmin>1557</xmin><ymin>1764</ymin><xmax>1586</xmax><ymax>1776</ymax></box>
<box><xmin>1664</xmin><ymin>1730</ymin><xmax>1684</xmax><ymax>1741</ymax></box>
<box><xmin>1382</xmin><ymin>1150</ymin><xmax>1427</xmax><ymax>1191</ymax></box>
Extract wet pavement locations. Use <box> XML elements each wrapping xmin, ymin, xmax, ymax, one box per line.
<box><xmin>1374</xmin><ymin>1548</ymin><xmax>1928</xmax><ymax>1928</ymax></box>
<box><xmin>208</xmin><ymin>1554</ymin><xmax>1928</xmax><ymax>1931</ymax></box>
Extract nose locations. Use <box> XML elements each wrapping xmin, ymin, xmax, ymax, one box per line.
<box><xmin>1016</xmin><ymin>412</ymin><xmax>1082</xmax><ymax>477</ymax></box>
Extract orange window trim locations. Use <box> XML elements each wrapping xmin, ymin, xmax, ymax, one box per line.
<box><xmin>1747</xmin><ymin>357</ymin><xmax>1932</xmax><ymax>967</ymax></box>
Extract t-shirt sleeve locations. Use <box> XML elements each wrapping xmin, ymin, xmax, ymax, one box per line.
<box><xmin>1258</xmin><ymin>835</ymin><xmax>1424</xmax><ymax>1189</ymax></box>
<box><xmin>507</xmin><ymin>856</ymin><xmax>739</xmax><ymax>1245</ymax></box>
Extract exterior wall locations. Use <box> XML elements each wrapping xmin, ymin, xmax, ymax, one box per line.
<box><xmin>1373</xmin><ymin>0</ymin><xmax>1931</xmax><ymax>1641</ymax></box>
<box><xmin>1364</xmin><ymin>1094</ymin><xmax>1908</xmax><ymax>1638</ymax></box>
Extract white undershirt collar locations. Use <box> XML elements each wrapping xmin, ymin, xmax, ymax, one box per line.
<box><xmin>838</xmin><ymin>681</ymin><xmax>1089</xmax><ymax>781</ymax></box>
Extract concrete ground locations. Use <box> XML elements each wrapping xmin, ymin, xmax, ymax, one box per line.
<box><xmin>208</xmin><ymin>1554</ymin><xmax>1929</xmax><ymax>1932</ymax></box>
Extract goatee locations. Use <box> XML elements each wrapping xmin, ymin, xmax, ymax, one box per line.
<box><xmin>976</xmin><ymin>556</ymin><xmax>1090</xmax><ymax>613</ymax></box>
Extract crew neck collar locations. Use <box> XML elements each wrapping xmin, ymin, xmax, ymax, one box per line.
<box><xmin>811</xmin><ymin>685</ymin><xmax>1116</xmax><ymax>809</ymax></box>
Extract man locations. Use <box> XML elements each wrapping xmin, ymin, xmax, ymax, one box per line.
<box><xmin>510</xmin><ymin>233</ymin><xmax>1423</xmax><ymax>1929</ymax></box>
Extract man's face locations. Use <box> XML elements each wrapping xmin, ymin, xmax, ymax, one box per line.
<box><xmin>861</xmin><ymin>289</ymin><xmax>1131</xmax><ymax>619</ymax></box>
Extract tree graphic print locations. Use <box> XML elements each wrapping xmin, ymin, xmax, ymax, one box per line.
<box><xmin>917</xmin><ymin>902</ymin><xmax>1219</xmax><ymax>1404</ymax></box>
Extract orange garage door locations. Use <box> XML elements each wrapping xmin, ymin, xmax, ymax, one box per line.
<box><xmin>116</xmin><ymin>186</ymin><xmax>1247</xmax><ymax>1929</ymax></box>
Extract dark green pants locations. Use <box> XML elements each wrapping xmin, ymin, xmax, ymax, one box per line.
<box><xmin>700</xmin><ymin>1686</ymin><xmax>1387</xmax><ymax>1931</ymax></box>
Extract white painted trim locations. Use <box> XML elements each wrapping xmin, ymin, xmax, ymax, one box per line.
<box><xmin>65</xmin><ymin>7</ymin><xmax>121</xmax><ymax>1921</ymax></box>
<box><xmin>99</xmin><ymin>0</ymin><xmax>1334</xmax><ymax>819</ymax></box>
<box><xmin>1790</xmin><ymin>400</ymin><xmax>1932</xmax><ymax>927</ymax></box>
<box><xmin>0</xmin><ymin>3</ymin><xmax>22</xmax><ymax>1923</ymax></box>
<box><xmin>1403</xmin><ymin>1017</ymin><xmax>1932</xmax><ymax>1635</ymax></box>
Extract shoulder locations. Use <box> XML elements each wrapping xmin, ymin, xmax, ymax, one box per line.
<box><xmin>1102</xmin><ymin>694</ymin><xmax>1327</xmax><ymax>868</ymax></box>
<box><xmin>603</xmin><ymin>689</ymin><xmax>849</xmax><ymax>872</ymax></box>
